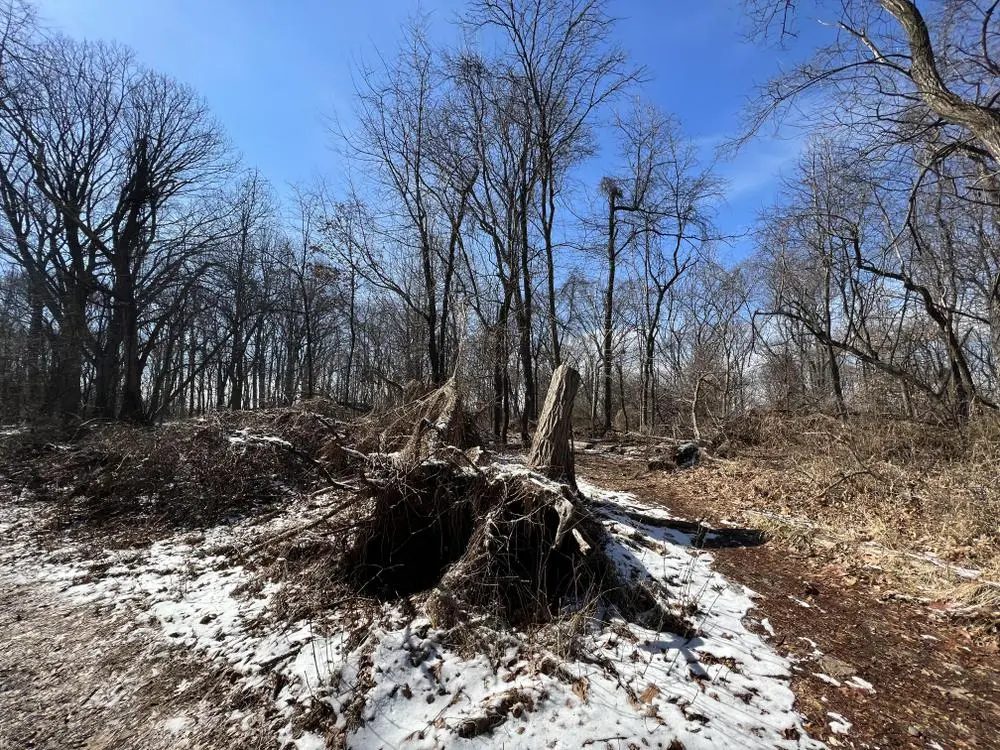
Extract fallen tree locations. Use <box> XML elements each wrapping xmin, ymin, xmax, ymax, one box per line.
<box><xmin>301</xmin><ymin>366</ymin><xmax>688</xmax><ymax>632</ymax></box>
<box><xmin>10</xmin><ymin>369</ymin><xmax>689</xmax><ymax>635</ymax></box>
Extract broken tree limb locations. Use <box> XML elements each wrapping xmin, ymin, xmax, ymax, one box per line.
<box><xmin>400</xmin><ymin>378</ymin><xmax>477</xmax><ymax>462</ymax></box>
<box><xmin>529</xmin><ymin>365</ymin><xmax>581</xmax><ymax>488</ymax></box>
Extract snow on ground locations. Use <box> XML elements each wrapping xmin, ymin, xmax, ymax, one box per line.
<box><xmin>0</xmin><ymin>471</ymin><xmax>824</xmax><ymax>749</ymax></box>
<box><xmin>226</xmin><ymin>428</ymin><xmax>294</xmax><ymax>447</ymax></box>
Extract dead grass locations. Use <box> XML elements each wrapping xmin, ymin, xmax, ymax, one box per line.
<box><xmin>0</xmin><ymin>581</ymin><xmax>276</xmax><ymax>750</ymax></box>
<box><xmin>673</xmin><ymin>411</ymin><xmax>1000</xmax><ymax>639</ymax></box>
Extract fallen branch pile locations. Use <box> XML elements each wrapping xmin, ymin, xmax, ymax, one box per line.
<box><xmin>7</xmin><ymin>368</ymin><xmax>689</xmax><ymax>638</ymax></box>
<box><xmin>9</xmin><ymin>403</ymin><xmax>359</xmax><ymax>538</ymax></box>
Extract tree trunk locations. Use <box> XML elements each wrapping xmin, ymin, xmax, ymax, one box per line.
<box><xmin>589</xmin><ymin>357</ymin><xmax>599</xmax><ymax>430</ymax></box>
<box><xmin>602</xmin><ymin>187</ymin><xmax>618</xmax><ymax>435</ymax></box>
<box><xmin>641</xmin><ymin>331</ymin><xmax>656</xmax><ymax>434</ymax></box>
<box><xmin>94</xmin><ymin>302</ymin><xmax>122</xmax><ymax>420</ymax></box>
<box><xmin>23</xmin><ymin>283</ymin><xmax>43</xmax><ymax>417</ymax></box>
<box><xmin>187</xmin><ymin>332</ymin><xmax>196</xmax><ymax>416</ymax></box>
<box><xmin>513</xmin><ymin>290</ymin><xmax>536</xmax><ymax>444</ymax></box>
<box><xmin>826</xmin><ymin>341</ymin><xmax>847</xmax><ymax>420</ymax></box>
<box><xmin>617</xmin><ymin>361</ymin><xmax>628</xmax><ymax>433</ymax></box>
<box><xmin>283</xmin><ymin>325</ymin><xmax>297</xmax><ymax>405</ymax></box>
<box><xmin>55</xmin><ymin>277</ymin><xmax>87</xmax><ymax>420</ymax></box>
<box><xmin>491</xmin><ymin>300</ymin><xmax>511</xmax><ymax>443</ymax></box>
<box><xmin>528</xmin><ymin>364</ymin><xmax>581</xmax><ymax>487</ymax></box>
<box><xmin>540</xmin><ymin>157</ymin><xmax>561</xmax><ymax>367</ymax></box>
<box><xmin>344</xmin><ymin>267</ymin><xmax>357</xmax><ymax>403</ymax></box>
<box><xmin>119</xmin><ymin>269</ymin><xmax>144</xmax><ymax>422</ymax></box>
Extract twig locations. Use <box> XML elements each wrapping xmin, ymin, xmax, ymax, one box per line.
<box><xmin>245</xmin><ymin>495</ymin><xmax>362</xmax><ymax>555</ymax></box>
<box><xmin>258</xmin><ymin>647</ymin><xmax>302</xmax><ymax>672</ymax></box>
<box><xmin>342</xmin><ymin>446</ymin><xmax>370</xmax><ymax>462</ymax></box>
<box><xmin>813</xmin><ymin>470</ymin><xmax>871</xmax><ymax>499</ymax></box>
<box><xmin>741</xmin><ymin>509</ymin><xmax>816</xmax><ymax>528</ymax></box>
<box><xmin>311</xmin><ymin>481</ymin><xmax>360</xmax><ymax>494</ymax></box>
<box><xmin>241</xmin><ymin>434</ymin><xmax>339</xmax><ymax>483</ymax></box>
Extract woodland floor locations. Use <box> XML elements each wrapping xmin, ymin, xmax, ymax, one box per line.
<box><xmin>1</xmin><ymin>426</ymin><xmax>998</xmax><ymax>749</ymax></box>
<box><xmin>577</xmin><ymin>451</ymin><xmax>1000</xmax><ymax>750</ymax></box>
<box><xmin>0</xmin><ymin>575</ymin><xmax>274</xmax><ymax>750</ymax></box>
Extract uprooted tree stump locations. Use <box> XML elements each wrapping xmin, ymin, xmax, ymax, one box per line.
<box><xmin>339</xmin><ymin>457</ymin><xmax>613</xmax><ymax>627</ymax></box>
<box><xmin>326</xmin><ymin>364</ymin><xmax>681</xmax><ymax>631</ymax></box>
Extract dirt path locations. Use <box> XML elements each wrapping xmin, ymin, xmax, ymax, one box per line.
<box><xmin>0</xmin><ymin>574</ymin><xmax>269</xmax><ymax>750</ymax></box>
<box><xmin>579</xmin><ymin>453</ymin><xmax>1000</xmax><ymax>750</ymax></box>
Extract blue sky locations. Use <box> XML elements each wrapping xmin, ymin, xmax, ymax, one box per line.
<box><xmin>33</xmin><ymin>0</ymin><xmax>827</xmax><ymax>262</ymax></box>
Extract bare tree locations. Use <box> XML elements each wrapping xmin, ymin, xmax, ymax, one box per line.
<box><xmin>742</xmin><ymin>1</ymin><xmax>1000</xmax><ymax>164</ymax></box>
<box><xmin>598</xmin><ymin>103</ymin><xmax>719</xmax><ymax>433</ymax></box>
<box><xmin>466</xmin><ymin>0</ymin><xmax>640</xmax><ymax>368</ymax></box>
<box><xmin>451</xmin><ymin>51</ymin><xmax>538</xmax><ymax>441</ymax></box>
<box><xmin>346</xmin><ymin>17</ymin><xmax>474</xmax><ymax>385</ymax></box>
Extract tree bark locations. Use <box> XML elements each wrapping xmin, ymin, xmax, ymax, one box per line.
<box><xmin>879</xmin><ymin>0</ymin><xmax>1000</xmax><ymax>163</ymax></box>
<box><xmin>602</xmin><ymin>187</ymin><xmax>618</xmax><ymax>434</ymax></box>
<box><xmin>528</xmin><ymin>364</ymin><xmax>581</xmax><ymax>487</ymax></box>
<box><xmin>23</xmin><ymin>283</ymin><xmax>43</xmax><ymax>416</ymax></box>
<box><xmin>513</xmin><ymin>282</ymin><xmax>536</xmax><ymax>444</ymax></box>
<box><xmin>826</xmin><ymin>340</ymin><xmax>848</xmax><ymax>420</ymax></box>
<box><xmin>541</xmin><ymin>163</ymin><xmax>562</xmax><ymax>368</ymax></box>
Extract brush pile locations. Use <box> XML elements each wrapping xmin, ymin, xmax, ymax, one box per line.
<box><xmin>3</xmin><ymin>403</ymin><xmax>357</xmax><ymax>539</ymax></box>
<box><xmin>276</xmin><ymin>368</ymin><xmax>678</xmax><ymax>631</ymax></box>
<box><xmin>5</xmin><ymin>368</ymin><xmax>684</xmax><ymax>635</ymax></box>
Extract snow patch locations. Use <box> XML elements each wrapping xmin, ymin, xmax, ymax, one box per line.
<box><xmin>827</xmin><ymin>711</ymin><xmax>852</xmax><ymax>735</ymax></box>
<box><xmin>227</xmin><ymin>429</ymin><xmax>292</xmax><ymax>447</ymax></box>
<box><xmin>162</xmin><ymin>715</ymin><xmax>191</xmax><ymax>733</ymax></box>
<box><xmin>813</xmin><ymin>673</ymin><xmax>841</xmax><ymax>687</ymax></box>
<box><xmin>845</xmin><ymin>676</ymin><xmax>875</xmax><ymax>693</ymax></box>
<box><xmin>3</xmin><ymin>475</ymin><xmax>824</xmax><ymax>748</ymax></box>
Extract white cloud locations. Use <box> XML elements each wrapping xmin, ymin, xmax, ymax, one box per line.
<box><xmin>719</xmin><ymin>134</ymin><xmax>806</xmax><ymax>201</ymax></box>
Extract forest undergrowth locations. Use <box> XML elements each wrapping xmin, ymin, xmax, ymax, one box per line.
<box><xmin>3</xmin><ymin>402</ymin><xmax>997</xmax><ymax>643</ymax></box>
<box><xmin>663</xmin><ymin>411</ymin><xmax>1000</xmax><ymax>640</ymax></box>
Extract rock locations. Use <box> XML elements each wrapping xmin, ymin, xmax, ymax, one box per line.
<box><xmin>675</xmin><ymin>441</ymin><xmax>700</xmax><ymax>469</ymax></box>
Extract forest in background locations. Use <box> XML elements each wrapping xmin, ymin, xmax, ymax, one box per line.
<box><xmin>1</xmin><ymin>0</ymin><xmax>999</xmax><ymax>439</ymax></box>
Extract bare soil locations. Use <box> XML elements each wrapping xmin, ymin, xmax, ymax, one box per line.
<box><xmin>578</xmin><ymin>452</ymin><xmax>1000</xmax><ymax>750</ymax></box>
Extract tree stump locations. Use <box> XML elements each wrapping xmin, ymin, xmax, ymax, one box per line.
<box><xmin>528</xmin><ymin>365</ymin><xmax>581</xmax><ymax>487</ymax></box>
